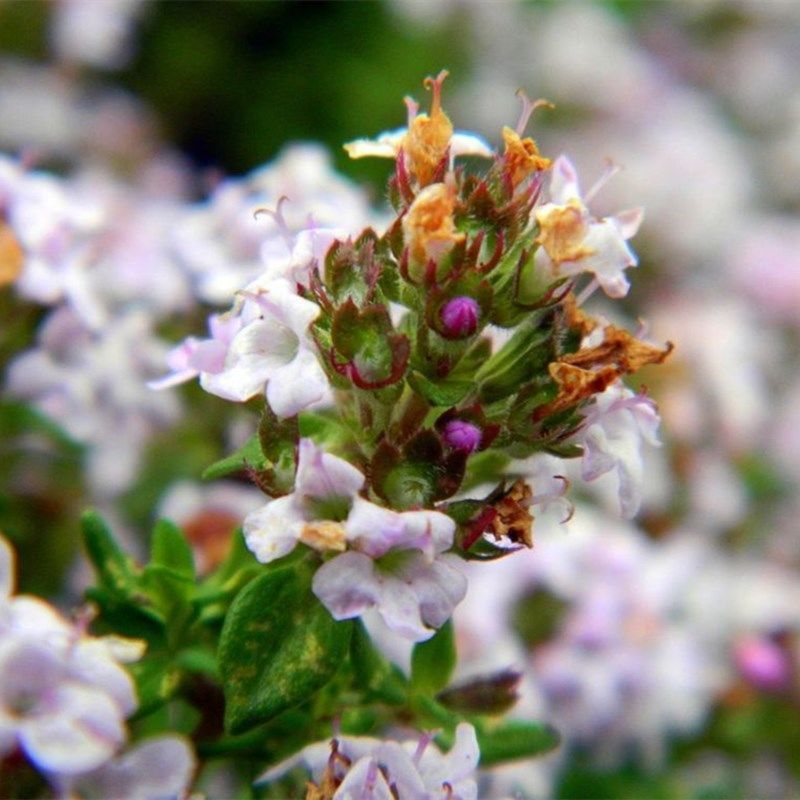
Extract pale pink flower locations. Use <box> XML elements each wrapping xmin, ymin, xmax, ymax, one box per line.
<box><xmin>257</xmin><ymin>722</ymin><xmax>479</xmax><ymax>800</ymax></box>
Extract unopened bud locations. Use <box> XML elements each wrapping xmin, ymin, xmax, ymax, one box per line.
<box><xmin>442</xmin><ymin>419</ymin><xmax>482</xmax><ymax>454</ymax></box>
<box><xmin>440</xmin><ymin>296</ymin><xmax>479</xmax><ymax>337</ymax></box>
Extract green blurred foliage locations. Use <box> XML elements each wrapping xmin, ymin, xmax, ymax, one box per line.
<box><xmin>126</xmin><ymin>1</ymin><xmax>471</xmax><ymax>191</ymax></box>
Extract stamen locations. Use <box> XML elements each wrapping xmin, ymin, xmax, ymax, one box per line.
<box><xmin>531</xmin><ymin>474</ymin><xmax>570</xmax><ymax>505</ymax></box>
<box><xmin>412</xmin><ymin>731</ymin><xmax>436</xmax><ymax>764</ymax></box>
<box><xmin>253</xmin><ymin>195</ymin><xmax>293</xmax><ymax>250</ymax></box>
<box><xmin>423</xmin><ymin>69</ymin><xmax>450</xmax><ymax>116</ymax></box>
<box><xmin>585</xmin><ymin>158</ymin><xmax>621</xmax><ymax>204</ymax></box>
<box><xmin>515</xmin><ymin>89</ymin><xmax>555</xmax><ymax>135</ymax></box>
<box><xmin>404</xmin><ymin>96</ymin><xmax>420</xmax><ymax>126</ymax></box>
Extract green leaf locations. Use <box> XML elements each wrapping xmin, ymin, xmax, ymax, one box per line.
<box><xmin>81</xmin><ymin>510</ymin><xmax>139</xmax><ymax>597</ymax></box>
<box><xmin>407</xmin><ymin>371</ymin><xmax>472</xmax><ymax>407</ymax></box>
<box><xmin>475</xmin><ymin>719</ymin><xmax>561</xmax><ymax>766</ymax></box>
<box><xmin>176</xmin><ymin>646</ymin><xmax>219</xmax><ymax>678</ymax></box>
<box><xmin>84</xmin><ymin>587</ymin><xmax>165</xmax><ymax>644</ymax></box>
<box><xmin>411</xmin><ymin>620</ymin><xmax>456</xmax><ymax>695</ymax></box>
<box><xmin>219</xmin><ymin>563</ymin><xmax>353</xmax><ymax>734</ymax></box>
<box><xmin>127</xmin><ymin>656</ymin><xmax>181</xmax><ymax>721</ymax></box>
<box><xmin>461</xmin><ymin>450</ymin><xmax>510</xmax><ymax>492</ymax></box>
<box><xmin>202</xmin><ymin>435</ymin><xmax>267</xmax><ymax>481</ymax></box>
<box><xmin>150</xmin><ymin>519</ymin><xmax>195</xmax><ymax>579</ymax></box>
<box><xmin>141</xmin><ymin>564</ymin><xmax>195</xmax><ymax>640</ymax></box>
<box><xmin>349</xmin><ymin>621</ymin><xmax>407</xmax><ymax>705</ymax></box>
<box><xmin>0</xmin><ymin>399</ymin><xmax>83</xmax><ymax>453</ymax></box>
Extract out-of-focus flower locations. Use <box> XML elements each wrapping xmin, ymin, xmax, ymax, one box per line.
<box><xmin>62</xmin><ymin>736</ymin><xmax>196</xmax><ymax>800</ymax></box>
<box><xmin>157</xmin><ymin>480</ymin><xmax>265</xmax><ymax>574</ymax></box>
<box><xmin>257</xmin><ymin>722</ymin><xmax>480</xmax><ymax>800</ymax></box>
<box><xmin>575</xmin><ymin>382</ymin><xmax>661</xmax><ymax>519</ymax></box>
<box><xmin>733</xmin><ymin>635</ymin><xmax>792</xmax><ymax>693</ymax></box>
<box><xmin>0</xmin><ymin>536</ymin><xmax>141</xmax><ymax>779</ymax></box>
<box><xmin>173</xmin><ymin>145</ymin><xmax>377</xmax><ymax>305</ymax></box>
<box><xmin>6</xmin><ymin>307</ymin><xmax>180</xmax><ymax>497</ymax></box>
<box><xmin>730</xmin><ymin>217</ymin><xmax>800</xmax><ymax>326</ymax></box>
<box><xmin>49</xmin><ymin>0</ymin><xmax>147</xmax><ymax>71</ymax></box>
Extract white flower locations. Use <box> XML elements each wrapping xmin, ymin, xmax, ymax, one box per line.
<box><xmin>244</xmin><ymin>438</ymin><xmax>364</xmax><ymax>564</ymax></box>
<box><xmin>259</xmin><ymin>225</ymin><xmax>350</xmax><ymax>288</ymax></box>
<box><xmin>0</xmin><ymin>536</ymin><xmax>141</xmax><ymax>778</ymax></box>
<box><xmin>154</xmin><ymin>279</ymin><xmax>330</xmax><ymax>418</ymax></box>
<box><xmin>535</xmin><ymin>155</ymin><xmax>642</xmax><ymax>299</ymax></box>
<box><xmin>576</xmin><ymin>382</ymin><xmax>661</xmax><ymax>518</ymax></box>
<box><xmin>148</xmin><ymin>312</ymin><xmax>243</xmax><ymax>391</ymax></box>
<box><xmin>345</xmin><ymin>496</ymin><xmax>456</xmax><ymax>560</ymax></box>
<box><xmin>6</xmin><ymin>307</ymin><xmax>181</xmax><ymax>497</ymax></box>
<box><xmin>257</xmin><ymin>723</ymin><xmax>479</xmax><ymax>800</ymax></box>
<box><xmin>313</xmin><ymin>550</ymin><xmax>467</xmax><ymax>643</ymax></box>
<box><xmin>64</xmin><ymin>736</ymin><xmax>196</xmax><ymax>800</ymax></box>
<box><xmin>245</xmin><ymin>440</ymin><xmax>465</xmax><ymax>641</ymax></box>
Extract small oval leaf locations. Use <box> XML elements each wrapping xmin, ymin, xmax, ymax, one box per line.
<box><xmin>219</xmin><ymin>563</ymin><xmax>352</xmax><ymax>734</ymax></box>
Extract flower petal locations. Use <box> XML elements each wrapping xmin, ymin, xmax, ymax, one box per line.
<box><xmin>266</xmin><ymin>347</ymin><xmax>330</xmax><ymax>418</ymax></box>
<box><xmin>21</xmin><ymin>683</ymin><xmax>125</xmax><ymax>775</ymax></box>
<box><xmin>244</xmin><ymin>496</ymin><xmax>304</xmax><ymax>564</ymax></box>
<box><xmin>312</xmin><ymin>552</ymin><xmax>381</xmax><ymax>621</ymax></box>
<box><xmin>295</xmin><ymin>439</ymin><xmax>365</xmax><ymax>501</ymax></box>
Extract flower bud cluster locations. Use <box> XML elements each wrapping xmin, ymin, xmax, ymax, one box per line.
<box><xmin>156</xmin><ymin>73</ymin><xmax>671</xmax><ymax>642</ymax></box>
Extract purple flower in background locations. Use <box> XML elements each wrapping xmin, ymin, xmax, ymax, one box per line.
<box><xmin>734</xmin><ymin>635</ymin><xmax>791</xmax><ymax>692</ymax></box>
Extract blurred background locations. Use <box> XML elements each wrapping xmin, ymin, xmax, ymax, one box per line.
<box><xmin>1</xmin><ymin>1</ymin><xmax>799</xmax><ymax>798</ymax></box>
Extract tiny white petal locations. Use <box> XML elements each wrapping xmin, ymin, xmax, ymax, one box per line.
<box><xmin>450</xmin><ymin>131</ymin><xmax>494</xmax><ymax>159</ymax></box>
<box><xmin>244</xmin><ymin>496</ymin><xmax>304</xmax><ymax>564</ymax></box>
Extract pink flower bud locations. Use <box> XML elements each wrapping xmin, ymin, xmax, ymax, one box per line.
<box><xmin>443</xmin><ymin>419</ymin><xmax>482</xmax><ymax>453</ymax></box>
<box><xmin>733</xmin><ymin>635</ymin><xmax>791</xmax><ymax>692</ymax></box>
<box><xmin>440</xmin><ymin>296</ymin><xmax>479</xmax><ymax>337</ymax></box>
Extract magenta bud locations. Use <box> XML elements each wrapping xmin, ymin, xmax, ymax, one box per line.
<box><xmin>733</xmin><ymin>635</ymin><xmax>791</xmax><ymax>692</ymax></box>
<box><xmin>443</xmin><ymin>419</ymin><xmax>482</xmax><ymax>454</ymax></box>
<box><xmin>440</xmin><ymin>296</ymin><xmax>479</xmax><ymax>337</ymax></box>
